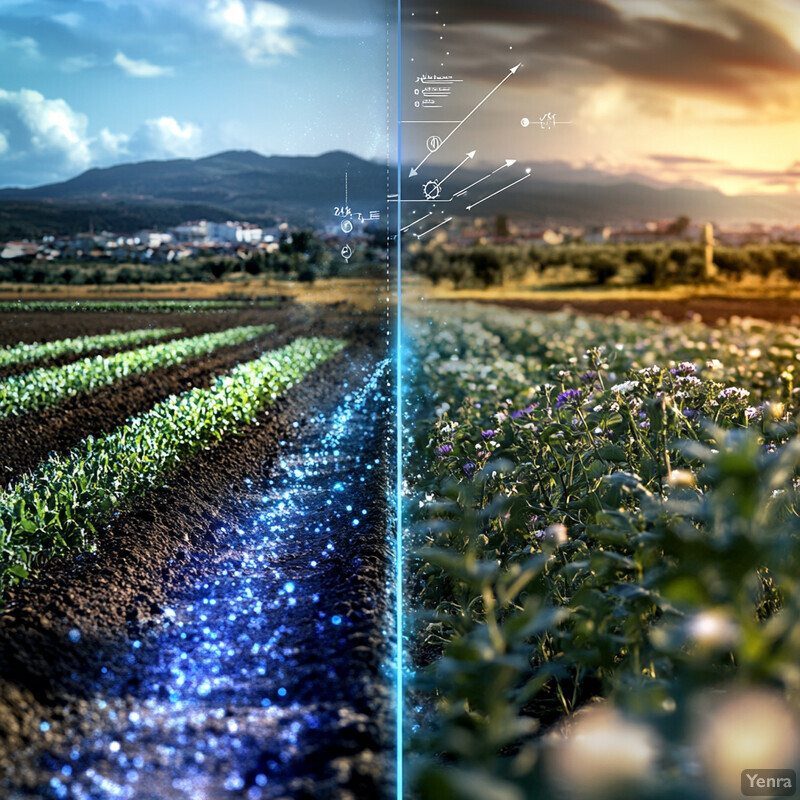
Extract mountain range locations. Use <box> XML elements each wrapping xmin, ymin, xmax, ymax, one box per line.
<box><xmin>1</xmin><ymin>149</ymin><xmax>799</xmax><ymax>238</ymax></box>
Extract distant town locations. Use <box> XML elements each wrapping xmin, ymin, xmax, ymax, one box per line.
<box><xmin>4</xmin><ymin>214</ymin><xmax>800</xmax><ymax>269</ymax></box>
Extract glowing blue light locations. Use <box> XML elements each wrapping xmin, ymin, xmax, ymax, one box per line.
<box><xmin>283</xmin><ymin>581</ymin><xmax>295</xmax><ymax>593</ymax></box>
<box><xmin>277</xmin><ymin>687</ymin><xmax>287</xmax><ymax>697</ymax></box>
<box><xmin>331</xmin><ymin>615</ymin><xmax>342</xmax><ymax>626</ymax></box>
<box><xmin>40</xmin><ymin>721</ymin><xmax>50</xmax><ymax>732</ymax></box>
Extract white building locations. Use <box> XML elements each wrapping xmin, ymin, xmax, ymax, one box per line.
<box><xmin>135</xmin><ymin>230</ymin><xmax>174</xmax><ymax>248</ymax></box>
<box><xmin>173</xmin><ymin>220</ymin><xmax>209</xmax><ymax>244</ymax></box>
<box><xmin>206</xmin><ymin>221</ymin><xmax>263</xmax><ymax>244</ymax></box>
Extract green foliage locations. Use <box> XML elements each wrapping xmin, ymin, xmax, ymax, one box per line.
<box><xmin>0</xmin><ymin>327</ymin><xmax>181</xmax><ymax>369</ymax></box>
<box><xmin>0</xmin><ymin>336</ymin><xmax>345</xmax><ymax>595</ymax></box>
<box><xmin>408</xmin><ymin>241</ymin><xmax>800</xmax><ymax>289</ymax></box>
<box><xmin>0</xmin><ymin>324</ymin><xmax>274</xmax><ymax>418</ymax></box>
<box><xmin>405</xmin><ymin>304</ymin><xmax>800</xmax><ymax>798</ymax></box>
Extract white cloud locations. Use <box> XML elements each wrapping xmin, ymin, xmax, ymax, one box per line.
<box><xmin>0</xmin><ymin>88</ymin><xmax>92</xmax><ymax>171</ymax></box>
<box><xmin>0</xmin><ymin>33</ymin><xmax>39</xmax><ymax>59</ymax></box>
<box><xmin>60</xmin><ymin>55</ymin><xmax>98</xmax><ymax>73</ymax></box>
<box><xmin>113</xmin><ymin>51</ymin><xmax>174</xmax><ymax>78</ymax></box>
<box><xmin>206</xmin><ymin>0</ymin><xmax>297</xmax><ymax>64</ymax></box>
<box><xmin>130</xmin><ymin>117</ymin><xmax>203</xmax><ymax>158</ymax></box>
<box><xmin>0</xmin><ymin>89</ymin><xmax>203</xmax><ymax>186</ymax></box>
<box><xmin>53</xmin><ymin>11</ymin><xmax>83</xmax><ymax>29</ymax></box>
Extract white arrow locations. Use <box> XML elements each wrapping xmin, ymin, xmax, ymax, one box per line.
<box><xmin>400</xmin><ymin>212</ymin><xmax>432</xmax><ymax>233</ymax></box>
<box><xmin>453</xmin><ymin>159</ymin><xmax>516</xmax><ymax>198</ymax></box>
<box><xmin>438</xmin><ymin>151</ymin><xmax>475</xmax><ymax>187</ymax></box>
<box><xmin>409</xmin><ymin>64</ymin><xmax>521</xmax><ymax>177</ymax></box>
<box><xmin>466</xmin><ymin>172</ymin><xmax>531</xmax><ymax>211</ymax></box>
<box><xmin>415</xmin><ymin>216</ymin><xmax>453</xmax><ymax>239</ymax></box>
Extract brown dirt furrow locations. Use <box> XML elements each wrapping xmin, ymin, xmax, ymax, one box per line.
<box><xmin>0</xmin><ymin>324</ymin><xmax>298</xmax><ymax>488</ymax></box>
<box><xmin>0</xmin><ymin>306</ymin><xmax>288</xmax><ymax>348</ymax></box>
<box><xmin>455</xmin><ymin>295</ymin><xmax>800</xmax><ymax>325</ymax></box>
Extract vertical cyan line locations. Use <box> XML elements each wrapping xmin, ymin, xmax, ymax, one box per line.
<box><xmin>395</xmin><ymin>0</ymin><xmax>404</xmax><ymax>798</ymax></box>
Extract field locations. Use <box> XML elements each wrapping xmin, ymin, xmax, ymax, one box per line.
<box><xmin>0</xmin><ymin>292</ymin><xmax>393</xmax><ymax>798</ymax></box>
<box><xmin>404</xmin><ymin>299</ymin><xmax>800</xmax><ymax>799</ymax></box>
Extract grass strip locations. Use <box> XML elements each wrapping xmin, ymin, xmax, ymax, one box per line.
<box><xmin>0</xmin><ymin>336</ymin><xmax>345</xmax><ymax>592</ymax></box>
<box><xmin>0</xmin><ymin>327</ymin><xmax>181</xmax><ymax>369</ymax></box>
<box><xmin>0</xmin><ymin>300</ymin><xmax>269</xmax><ymax>314</ymax></box>
<box><xmin>0</xmin><ymin>324</ymin><xmax>273</xmax><ymax>419</ymax></box>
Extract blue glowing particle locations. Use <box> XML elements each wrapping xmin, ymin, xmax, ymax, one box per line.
<box><xmin>67</xmin><ymin>628</ymin><xmax>81</xmax><ymax>643</ymax></box>
<box><xmin>333</xmin><ymin>482</ymin><xmax>344</xmax><ymax>492</ymax></box>
<box><xmin>39</xmin><ymin>721</ymin><xmax>50</xmax><ymax>732</ymax></box>
<box><xmin>132</xmin><ymin>640</ymin><xmax>141</xmax><ymax>649</ymax></box>
<box><xmin>352</xmin><ymin>519</ymin><xmax>360</xmax><ymax>527</ymax></box>
<box><xmin>277</xmin><ymin>687</ymin><xmax>287</xmax><ymax>697</ymax></box>
<box><xmin>283</xmin><ymin>581</ymin><xmax>295</xmax><ymax>593</ymax></box>
<box><xmin>331</xmin><ymin>615</ymin><xmax>343</xmax><ymax>626</ymax></box>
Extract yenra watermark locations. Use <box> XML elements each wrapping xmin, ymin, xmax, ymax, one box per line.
<box><xmin>741</xmin><ymin>769</ymin><xmax>796</xmax><ymax>796</ymax></box>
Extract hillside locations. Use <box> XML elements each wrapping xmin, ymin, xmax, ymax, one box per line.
<box><xmin>1</xmin><ymin>149</ymin><xmax>799</xmax><ymax>237</ymax></box>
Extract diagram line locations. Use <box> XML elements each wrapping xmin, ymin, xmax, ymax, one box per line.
<box><xmin>400</xmin><ymin>213</ymin><xmax>432</xmax><ymax>233</ymax></box>
<box><xmin>410</xmin><ymin>64</ymin><xmax>521</xmax><ymax>177</ymax></box>
<box><xmin>466</xmin><ymin>173</ymin><xmax>531</xmax><ymax>210</ymax></box>
<box><xmin>415</xmin><ymin>217</ymin><xmax>452</xmax><ymax>238</ymax></box>
<box><xmin>453</xmin><ymin>159</ymin><xmax>516</xmax><ymax>197</ymax></box>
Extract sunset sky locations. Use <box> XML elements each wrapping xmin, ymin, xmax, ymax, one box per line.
<box><xmin>0</xmin><ymin>0</ymin><xmax>799</xmax><ymax>195</ymax></box>
<box><xmin>403</xmin><ymin>0</ymin><xmax>800</xmax><ymax>195</ymax></box>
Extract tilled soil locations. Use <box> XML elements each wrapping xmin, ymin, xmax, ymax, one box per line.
<box><xmin>0</xmin><ymin>307</ymin><xmax>282</xmax><ymax>348</ymax></box>
<box><xmin>0</xmin><ymin>304</ymin><xmax>393</xmax><ymax>799</ymax></box>
<box><xmin>459</xmin><ymin>295</ymin><xmax>800</xmax><ymax>324</ymax></box>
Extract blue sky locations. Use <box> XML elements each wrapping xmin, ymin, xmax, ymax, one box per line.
<box><xmin>0</xmin><ymin>0</ymin><xmax>391</xmax><ymax>187</ymax></box>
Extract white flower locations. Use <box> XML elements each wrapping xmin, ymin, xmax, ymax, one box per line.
<box><xmin>610</xmin><ymin>380</ymin><xmax>640</xmax><ymax>394</ymax></box>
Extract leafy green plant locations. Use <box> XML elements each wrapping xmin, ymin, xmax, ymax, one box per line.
<box><xmin>405</xmin><ymin>303</ymin><xmax>800</xmax><ymax>799</ymax></box>
<box><xmin>0</xmin><ymin>324</ymin><xmax>274</xmax><ymax>418</ymax></box>
<box><xmin>0</xmin><ymin>327</ymin><xmax>181</xmax><ymax>369</ymax></box>
<box><xmin>0</xmin><ymin>336</ymin><xmax>345</xmax><ymax>594</ymax></box>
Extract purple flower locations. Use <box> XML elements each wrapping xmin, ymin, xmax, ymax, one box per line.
<box><xmin>683</xmin><ymin>408</ymin><xmax>698</xmax><ymax>419</ymax></box>
<box><xmin>463</xmin><ymin>461</ymin><xmax>476</xmax><ymax>476</ymax></box>
<box><xmin>580</xmin><ymin>370</ymin><xmax>598</xmax><ymax>385</ymax></box>
<box><xmin>481</xmin><ymin>429</ymin><xmax>497</xmax><ymax>439</ymax></box>
<box><xmin>434</xmin><ymin>444</ymin><xmax>453</xmax><ymax>456</ymax></box>
<box><xmin>555</xmin><ymin>389</ymin><xmax>582</xmax><ymax>410</ymax></box>
<box><xmin>510</xmin><ymin>409</ymin><xmax>525</xmax><ymax>419</ymax></box>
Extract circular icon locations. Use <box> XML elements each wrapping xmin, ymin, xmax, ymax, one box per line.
<box><xmin>521</xmin><ymin>117</ymin><xmax>530</xmax><ymax>127</ymax></box>
<box><xmin>426</xmin><ymin>135</ymin><xmax>443</xmax><ymax>153</ymax></box>
<box><xmin>422</xmin><ymin>179</ymin><xmax>441</xmax><ymax>200</ymax></box>
<box><xmin>341</xmin><ymin>244</ymin><xmax>352</xmax><ymax>261</ymax></box>
<box><xmin>340</xmin><ymin>219</ymin><xmax>353</xmax><ymax>233</ymax></box>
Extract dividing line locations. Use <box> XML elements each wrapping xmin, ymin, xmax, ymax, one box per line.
<box><xmin>395</xmin><ymin>2</ymin><xmax>404</xmax><ymax>800</ymax></box>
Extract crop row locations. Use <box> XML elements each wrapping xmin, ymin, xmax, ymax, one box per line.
<box><xmin>0</xmin><ymin>324</ymin><xmax>273</xmax><ymax>419</ymax></box>
<box><xmin>405</xmin><ymin>302</ymin><xmax>800</xmax><ymax>799</ymax></box>
<box><xmin>0</xmin><ymin>327</ymin><xmax>181</xmax><ymax>369</ymax></box>
<box><xmin>0</xmin><ymin>336</ymin><xmax>345</xmax><ymax>592</ymax></box>
<box><xmin>0</xmin><ymin>299</ymin><xmax>268</xmax><ymax>314</ymax></box>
